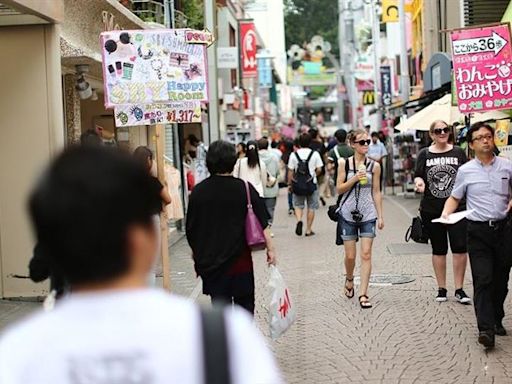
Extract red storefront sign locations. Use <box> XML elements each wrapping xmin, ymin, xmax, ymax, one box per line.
<box><xmin>240</xmin><ymin>21</ymin><xmax>258</xmax><ymax>78</ymax></box>
<box><xmin>451</xmin><ymin>23</ymin><xmax>512</xmax><ymax>113</ymax></box>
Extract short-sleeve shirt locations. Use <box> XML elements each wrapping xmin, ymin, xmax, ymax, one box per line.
<box><xmin>414</xmin><ymin>146</ymin><xmax>467</xmax><ymax>214</ymax></box>
<box><xmin>287</xmin><ymin>148</ymin><xmax>324</xmax><ymax>184</ymax></box>
<box><xmin>451</xmin><ymin>156</ymin><xmax>512</xmax><ymax>221</ymax></box>
<box><xmin>367</xmin><ymin>141</ymin><xmax>388</xmax><ymax>161</ymax></box>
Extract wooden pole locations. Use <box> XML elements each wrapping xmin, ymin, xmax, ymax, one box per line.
<box><xmin>155</xmin><ymin>124</ymin><xmax>171</xmax><ymax>291</ymax></box>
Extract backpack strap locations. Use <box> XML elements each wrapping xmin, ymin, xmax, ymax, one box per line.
<box><xmin>201</xmin><ymin>306</ymin><xmax>231</xmax><ymax>384</ymax></box>
<box><xmin>344</xmin><ymin>156</ymin><xmax>349</xmax><ymax>182</ymax></box>
<box><xmin>334</xmin><ymin>146</ymin><xmax>341</xmax><ymax>161</ymax></box>
<box><xmin>306</xmin><ymin>149</ymin><xmax>315</xmax><ymax>163</ymax></box>
<box><xmin>293</xmin><ymin>151</ymin><xmax>301</xmax><ymax>163</ymax></box>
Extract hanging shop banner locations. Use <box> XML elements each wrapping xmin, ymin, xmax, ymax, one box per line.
<box><xmin>185</xmin><ymin>29</ymin><xmax>214</xmax><ymax>46</ymax></box>
<box><xmin>258</xmin><ymin>57</ymin><xmax>272</xmax><ymax>88</ymax></box>
<box><xmin>451</xmin><ymin>23</ymin><xmax>512</xmax><ymax>113</ymax></box>
<box><xmin>100</xmin><ymin>29</ymin><xmax>208</xmax><ymax>108</ymax></box>
<box><xmin>114</xmin><ymin>101</ymin><xmax>202</xmax><ymax>127</ymax></box>
<box><xmin>380</xmin><ymin>66</ymin><xmax>392</xmax><ymax>106</ymax></box>
<box><xmin>240</xmin><ymin>21</ymin><xmax>258</xmax><ymax>78</ymax></box>
<box><xmin>381</xmin><ymin>0</ymin><xmax>399</xmax><ymax>23</ymax></box>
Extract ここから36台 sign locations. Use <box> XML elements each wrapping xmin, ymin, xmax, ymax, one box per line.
<box><xmin>451</xmin><ymin>24</ymin><xmax>512</xmax><ymax>113</ymax></box>
<box><xmin>100</xmin><ymin>29</ymin><xmax>208</xmax><ymax>108</ymax></box>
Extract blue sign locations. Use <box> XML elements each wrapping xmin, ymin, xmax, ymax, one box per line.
<box><xmin>258</xmin><ymin>57</ymin><xmax>273</xmax><ymax>88</ymax></box>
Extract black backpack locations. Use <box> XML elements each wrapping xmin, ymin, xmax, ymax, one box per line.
<box><xmin>291</xmin><ymin>151</ymin><xmax>316</xmax><ymax>196</ymax></box>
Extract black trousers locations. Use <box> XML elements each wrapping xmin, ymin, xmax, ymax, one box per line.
<box><xmin>467</xmin><ymin>221</ymin><xmax>512</xmax><ymax>333</ymax></box>
<box><xmin>211</xmin><ymin>293</ymin><xmax>255</xmax><ymax>315</ymax></box>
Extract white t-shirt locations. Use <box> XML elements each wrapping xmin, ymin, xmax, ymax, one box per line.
<box><xmin>0</xmin><ymin>289</ymin><xmax>282</xmax><ymax>384</ymax></box>
<box><xmin>287</xmin><ymin>148</ymin><xmax>324</xmax><ymax>184</ymax></box>
<box><xmin>234</xmin><ymin>158</ymin><xmax>267</xmax><ymax>197</ymax></box>
<box><xmin>368</xmin><ymin>141</ymin><xmax>388</xmax><ymax>161</ymax></box>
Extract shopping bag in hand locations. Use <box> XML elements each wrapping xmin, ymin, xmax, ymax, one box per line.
<box><xmin>268</xmin><ymin>265</ymin><xmax>296</xmax><ymax>340</ymax></box>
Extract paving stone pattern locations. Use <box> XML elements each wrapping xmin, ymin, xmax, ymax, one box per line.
<box><xmin>3</xmin><ymin>191</ymin><xmax>512</xmax><ymax>384</ymax></box>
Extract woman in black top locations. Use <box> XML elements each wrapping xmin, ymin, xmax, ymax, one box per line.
<box><xmin>414</xmin><ymin>120</ymin><xmax>470</xmax><ymax>304</ymax></box>
<box><xmin>186</xmin><ymin>140</ymin><xmax>277</xmax><ymax>315</ymax></box>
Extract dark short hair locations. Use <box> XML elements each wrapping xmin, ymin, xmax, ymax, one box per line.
<box><xmin>80</xmin><ymin>129</ymin><xmax>102</xmax><ymax>147</ymax></box>
<box><xmin>308</xmin><ymin>128</ymin><xmax>319</xmax><ymax>139</ymax></box>
<box><xmin>257</xmin><ymin>137</ymin><xmax>269</xmax><ymax>150</ymax></box>
<box><xmin>188</xmin><ymin>134</ymin><xmax>200</xmax><ymax>146</ymax></box>
<box><xmin>334</xmin><ymin>129</ymin><xmax>347</xmax><ymax>143</ymax></box>
<box><xmin>271</xmin><ymin>140</ymin><xmax>278</xmax><ymax>149</ymax></box>
<box><xmin>371</xmin><ymin>132</ymin><xmax>379</xmax><ymax>138</ymax></box>
<box><xmin>206</xmin><ymin>140</ymin><xmax>237</xmax><ymax>174</ymax></box>
<box><xmin>299</xmin><ymin>133</ymin><xmax>312</xmax><ymax>148</ymax></box>
<box><xmin>133</xmin><ymin>146</ymin><xmax>153</xmax><ymax>172</ymax></box>
<box><xmin>29</xmin><ymin>146</ymin><xmax>161</xmax><ymax>286</ymax></box>
<box><xmin>468</xmin><ymin>122</ymin><xmax>494</xmax><ymax>142</ymax></box>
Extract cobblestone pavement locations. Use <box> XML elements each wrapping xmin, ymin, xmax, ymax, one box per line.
<box><xmin>3</xmin><ymin>190</ymin><xmax>512</xmax><ymax>384</ymax></box>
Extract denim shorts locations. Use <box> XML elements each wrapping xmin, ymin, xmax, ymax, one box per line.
<box><xmin>340</xmin><ymin>217</ymin><xmax>377</xmax><ymax>241</ymax></box>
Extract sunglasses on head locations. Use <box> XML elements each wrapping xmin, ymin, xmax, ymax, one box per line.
<box><xmin>433</xmin><ymin>127</ymin><xmax>450</xmax><ymax>135</ymax></box>
<box><xmin>354</xmin><ymin>139</ymin><xmax>371</xmax><ymax>146</ymax></box>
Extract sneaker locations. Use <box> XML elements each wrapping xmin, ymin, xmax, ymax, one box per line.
<box><xmin>288</xmin><ymin>208</ymin><xmax>294</xmax><ymax>216</ymax></box>
<box><xmin>455</xmin><ymin>289</ymin><xmax>471</xmax><ymax>305</ymax></box>
<box><xmin>436</xmin><ymin>288</ymin><xmax>448</xmax><ymax>302</ymax></box>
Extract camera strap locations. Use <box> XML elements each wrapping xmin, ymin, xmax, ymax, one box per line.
<box><xmin>353</xmin><ymin>157</ymin><xmax>367</xmax><ymax>212</ymax></box>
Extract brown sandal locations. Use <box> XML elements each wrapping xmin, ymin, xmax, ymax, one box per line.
<box><xmin>344</xmin><ymin>277</ymin><xmax>355</xmax><ymax>298</ymax></box>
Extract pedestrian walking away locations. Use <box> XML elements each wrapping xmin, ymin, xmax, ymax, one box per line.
<box><xmin>258</xmin><ymin>137</ymin><xmax>280</xmax><ymax>237</ymax></box>
<box><xmin>367</xmin><ymin>132</ymin><xmax>388</xmax><ymax>191</ymax></box>
<box><xmin>0</xmin><ymin>146</ymin><xmax>282</xmax><ymax>384</ymax></box>
<box><xmin>414</xmin><ymin>120</ymin><xmax>471</xmax><ymax>304</ymax></box>
<box><xmin>234</xmin><ymin>140</ymin><xmax>267</xmax><ymax>198</ymax></box>
<box><xmin>187</xmin><ymin>140</ymin><xmax>277</xmax><ymax>315</ymax></box>
<box><xmin>337</xmin><ymin>129</ymin><xmax>384</xmax><ymax>309</ymax></box>
<box><xmin>288</xmin><ymin>133</ymin><xmax>324</xmax><ymax>237</ymax></box>
<box><xmin>442</xmin><ymin>122</ymin><xmax>512</xmax><ymax>350</ymax></box>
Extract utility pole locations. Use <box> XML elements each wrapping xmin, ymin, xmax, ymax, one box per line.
<box><xmin>370</xmin><ymin>0</ymin><xmax>381</xmax><ymax>132</ymax></box>
<box><xmin>398</xmin><ymin>0</ymin><xmax>410</xmax><ymax>103</ymax></box>
<box><xmin>204</xmin><ymin>0</ymin><xmax>220</xmax><ymax>143</ymax></box>
<box><xmin>337</xmin><ymin>0</ymin><xmax>345</xmax><ymax>129</ymax></box>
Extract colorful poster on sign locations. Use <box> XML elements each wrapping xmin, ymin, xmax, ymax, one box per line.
<box><xmin>451</xmin><ymin>24</ymin><xmax>512</xmax><ymax>113</ymax></box>
<box><xmin>258</xmin><ymin>57</ymin><xmax>272</xmax><ymax>88</ymax></box>
<box><xmin>114</xmin><ymin>101</ymin><xmax>202</xmax><ymax>126</ymax></box>
<box><xmin>100</xmin><ymin>29</ymin><xmax>208</xmax><ymax>108</ymax></box>
<box><xmin>240</xmin><ymin>21</ymin><xmax>258</xmax><ymax>78</ymax></box>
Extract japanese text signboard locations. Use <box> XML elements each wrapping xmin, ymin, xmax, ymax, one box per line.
<box><xmin>100</xmin><ymin>29</ymin><xmax>208</xmax><ymax>109</ymax></box>
<box><xmin>239</xmin><ymin>21</ymin><xmax>258</xmax><ymax>78</ymax></box>
<box><xmin>380</xmin><ymin>66</ymin><xmax>392</xmax><ymax>107</ymax></box>
<box><xmin>451</xmin><ymin>24</ymin><xmax>512</xmax><ymax>113</ymax></box>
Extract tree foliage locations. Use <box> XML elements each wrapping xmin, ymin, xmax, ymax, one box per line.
<box><xmin>176</xmin><ymin>0</ymin><xmax>204</xmax><ymax>29</ymax></box>
<box><xmin>284</xmin><ymin>0</ymin><xmax>339</xmax><ymax>61</ymax></box>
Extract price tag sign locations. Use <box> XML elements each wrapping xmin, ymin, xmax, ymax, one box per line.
<box><xmin>114</xmin><ymin>102</ymin><xmax>202</xmax><ymax>126</ymax></box>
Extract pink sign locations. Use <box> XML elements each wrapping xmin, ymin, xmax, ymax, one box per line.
<box><xmin>451</xmin><ymin>24</ymin><xmax>512</xmax><ymax>113</ymax></box>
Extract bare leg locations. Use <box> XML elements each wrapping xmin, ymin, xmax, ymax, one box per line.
<box><xmin>432</xmin><ymin>255</ymin><xmax>447</xmax><ymax>289</ymax></box>
<box><xmin>344</xmin><ymin>240</ymin><xmax>357</xmax><ymax>282</ymax></box>
<box><xmin>295</xmin><ymin>207</ymin><xmax>304</xmax><ymax>222</ymax></box>
<box><xmin>359</xmin><ymin>238</ymin><xmax>374</xmax><ymax>297</ymax></box>
<box><xmin>453</xmin><ymin>253</ymin><xmax>468</xmax><ymax>290</ymax></box>
<box><xmin>306</xmin><ymin>209</ymin><xmax>315</xmax><ymax>233</ymax></box>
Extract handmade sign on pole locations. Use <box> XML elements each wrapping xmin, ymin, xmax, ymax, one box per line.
<box><xmin>101</xmin><ymin>29</ymin><xmax>210</xmax><ymax>292</ymax></box>
<box><xmin>451</xmin><ymin>23</ymin><xmax>512</xmax><ymax>113</ymax></box>
<box><xmin>100</xmin><ymin>29</ymin><xmax>208</xmax><ymax>107</ymax></box>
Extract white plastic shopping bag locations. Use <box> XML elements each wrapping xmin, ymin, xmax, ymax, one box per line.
<box><xmin>268</xmin><ymin>265</ymin><xmax>296</xmax><ymax>339</ymax></box>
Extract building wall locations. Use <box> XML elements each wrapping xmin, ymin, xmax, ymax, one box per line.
<box><xmin>0</xmin><ymin>24</ymin><xmax>64</xmax><ymax>298</ymax></box>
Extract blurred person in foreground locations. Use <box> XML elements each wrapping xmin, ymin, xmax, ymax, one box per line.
<box><xmin>187</xmin><ymin>140</ymin><xmax>277</xmax><ymax>315</ymax></box>
<box><xmin>0</xmin><ymin>146</ymin><xmax>281</xmax><ymax>384</ymax></box>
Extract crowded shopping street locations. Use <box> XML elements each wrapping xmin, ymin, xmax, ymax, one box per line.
<box><xmin>3</xmin><ymin>0</ymin><xmax>512</xmax><ymax>383</ymax></box>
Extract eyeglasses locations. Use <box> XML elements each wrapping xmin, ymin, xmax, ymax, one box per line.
<box><xmin>433</xmin><ymin>127</ymin><xmax>450</xmax><ymax>135</ymax></box>
<box><xmin>354</xmin><ymin>139</ymin><xmax>371</xmax><ymax>146</ymax></box>
<box><xmin>471</xmin><ymin>134</ymin><xmax>493</xmax><ymax>142</ymax></box>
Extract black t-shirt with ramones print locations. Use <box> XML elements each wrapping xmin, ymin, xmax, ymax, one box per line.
<box><xmin>414</xmin><ymin>146</ymin><xmax>467</xmax><ymax>214</ymax></box>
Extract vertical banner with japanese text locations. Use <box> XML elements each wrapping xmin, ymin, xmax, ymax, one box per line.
<box><xmin>451</xmin><ymin>24</ymin><xmax>512</xmax><ymax>113</ymax></box>
<box><xmin>380</xmin><ymin>66</ymin><xmax>392</xmax><ymax>107</ymax></box>
<box><xmin>239</xmin><ymin>21</ymin><xmax>258</xmax><ymax>78</ymax></box>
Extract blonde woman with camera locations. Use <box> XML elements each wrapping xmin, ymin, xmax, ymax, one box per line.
<box><xmin>336</xmin><ymin>129</ymin><xmax>384</xmax><ymax>309</ymax></box>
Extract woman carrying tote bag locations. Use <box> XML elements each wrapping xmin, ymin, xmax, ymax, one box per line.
<box><xmin>186</xmin><ymin>140</ymin><xmax>277</xmax><ymax>316</ymax></box>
